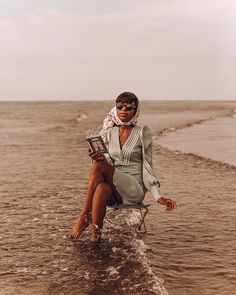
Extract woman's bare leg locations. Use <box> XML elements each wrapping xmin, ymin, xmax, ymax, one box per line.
<box><xmin>70</xmin><ymin>161</ymin><xmax>122</xmax><ymax>238</ymax></box>
<box><xmin>92</xmin><ymin>182</ymin><xmax>113</xmax><ymax>228</ymax></box>
<box><xmin>82</xmin><ymin>163</ymin><xmax>106</xmax><ymax>214</ymax></box>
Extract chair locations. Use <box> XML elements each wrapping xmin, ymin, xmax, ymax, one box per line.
<box><xmin>105</xmin><ymin>202</ymin><xmax>151</xmax><ymax>233</ymax></box>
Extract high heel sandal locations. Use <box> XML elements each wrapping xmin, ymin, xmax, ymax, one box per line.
<box><xmin>69</xmin><ymin>211</ymin><xmax>92</xmax><ymax>239</ymax></box>
<box><xmin>90</xmin><ymin>223</ymin><xmax>102</xmax><ymax>244</ymax></box>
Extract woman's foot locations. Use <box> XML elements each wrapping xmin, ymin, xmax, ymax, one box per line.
<box><xmin>69</xmin><ymin>211</ymin><xmax>91</xmax><ymax>239</ymax></box>
<box><xmin>90</xmin><ymin>223</ymin><xmax>102</xmax><ymax>244</ymax></box>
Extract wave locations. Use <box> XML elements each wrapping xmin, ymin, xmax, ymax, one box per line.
<box><xmin>156</xmin><ymin>110</ymin><xmax>236</xmax><ymax>137</ymax></box>
<box><xmin>43</xmin><ymin>113</ymin><xmax>89</xmax><ymax>133</ymax></box>
<box><xmin>157</xmin><ymin>110</ymin><xmax>236</xmax><ymax>169</ymax></box>
<box><xmin>99</xmin><ymin>209</ymin><xmax>169</xmax><ymax>294</ymax></box>
<box><xmin>67</xmin><ymin>113</ymin><xmax>89</xmax><ymax>125</ymax></box>
<box><xmin>65</xmin><ymin>209</ymin><xmax>169</xmax><ymax>295</ymax></box>
<box><xmin>43</xmin><ymin>125</ymin><xmax>65</xmax><ymax>132</ymax></box>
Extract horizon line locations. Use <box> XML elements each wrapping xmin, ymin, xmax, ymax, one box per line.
<box><xmin>0</xmin><ymin>98</ymin><xmax>235</xmax><ymax>102</ymax></box>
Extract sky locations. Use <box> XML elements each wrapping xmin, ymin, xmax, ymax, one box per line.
<box><xmin>0</xmin><ymin>0</ymin><xmax>236</xmax><ymax>100</ymax></box>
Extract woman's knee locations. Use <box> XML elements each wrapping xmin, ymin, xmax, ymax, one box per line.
<box><xmin>90</xmin><ymin>161</ymin><xmax>103</xmax><ymax>173</ymax></box>
<box><xmin>95</xmin><ymin>182</ymin><xmax>112</xmax><ymax>197</ymax></box>
<box><xmin>89</xmin><ymin>161</ymin><xmax>102</xmax><ymax>178</ymax></box>
<box><xmin>90</xmin><ymin>161</ymin><xmax>112</xmax><ymax>175</ymax></box>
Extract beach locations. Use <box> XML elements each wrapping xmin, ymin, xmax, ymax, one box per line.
<box><xmin>0</xmin><ymin>100</ymin><xmax>236</xmax><ymax>295</ymax></box>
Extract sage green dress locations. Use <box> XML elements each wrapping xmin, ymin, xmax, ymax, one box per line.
<box><xmin>100</xmin><ymin>125</ymin><xmax>161</xmax><ymax>205</ymax></box>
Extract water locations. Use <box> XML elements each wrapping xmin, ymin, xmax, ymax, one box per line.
<box><xmin>0</xmin><ymin>101</ymin><xmax>236</xmax><ymax>294</ymax></box>
<box><xmin>0</xmin><ymin>102</ymin><xmax>168</xmax><ymax>295</ymax></box>
<box><xmin>158</xmin><ymin>114</ymin><xmax>236</xmax><ymax>167</ymax></box>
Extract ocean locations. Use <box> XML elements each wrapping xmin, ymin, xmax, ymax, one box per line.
<box><xmin>0</xmin><ymin>101</ymin><xmax>235</xmax><ymax>295</ymax></box>
<box><xmin>158</xmin><ymin>113</ymin><xmax>236</xmax><ymax>167</ymax></box>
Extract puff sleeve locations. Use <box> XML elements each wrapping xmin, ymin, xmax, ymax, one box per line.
<box><xmin>141</xmin><ymin>125</ymin><xmax>161</xmax><ymax>201</ymax></box>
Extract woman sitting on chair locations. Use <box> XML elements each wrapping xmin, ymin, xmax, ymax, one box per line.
<box><xmin>69</xmin><ymin>92</ymin><xmax>177</xmax><ymax>243</ymax></box>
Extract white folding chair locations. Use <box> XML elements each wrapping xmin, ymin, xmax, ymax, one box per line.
<box><xmin>106</xmin><ymin>202</ymin><xmax>151</xmax><ymax>233</ymax></box>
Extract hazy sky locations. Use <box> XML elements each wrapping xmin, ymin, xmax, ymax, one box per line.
<box><xmin>0</xmin><ymin>0</ymin><xmax>235</xmax><ymax>100</ymax></box>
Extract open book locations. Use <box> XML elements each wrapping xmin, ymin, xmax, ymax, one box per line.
<box><xmin>86</xmin><ymin>134</ymin><xmax>108</xmax><ymax>154</ymax></box>
<box><xmin>86</xmin><ymin>133</ymin><xmax>114</xmax><ymax>166</ymax></box>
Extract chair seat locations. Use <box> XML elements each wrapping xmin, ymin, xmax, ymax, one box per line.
<box><xmin>106</xmin><ymin>202</ymin><xmax>151</xmax><ymax>233</ymax></box>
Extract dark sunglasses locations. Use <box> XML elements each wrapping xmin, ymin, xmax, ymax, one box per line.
<box><xmin>116</xmin><ymin>102</ymin><xmax>136</xmax><ymax>111</ymax></box>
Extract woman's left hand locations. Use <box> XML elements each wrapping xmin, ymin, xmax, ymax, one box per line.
<box><xmin>87</xmin><ymin>149</ymin><xmax>106</xmax><ymax>161</ymax></box>
<box><xmin>157</xmin><ymin>197</ymin><xmax>177</xmax><ymax>211</ymax></box>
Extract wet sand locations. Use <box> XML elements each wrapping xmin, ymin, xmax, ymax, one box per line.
<box><xmin>0</xmin><ymin>100</ymin><xmax>236</xmax><ymax>295</ymax></box>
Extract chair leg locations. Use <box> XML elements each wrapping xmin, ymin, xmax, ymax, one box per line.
<box><xmin>106</xmin><ymin>206</ymin><xmax>149</xmax><ymax>233</ymax></box>
<box><xmin>138</xmin><ymin>207</ymin><xmax>149</xmax><ymax>233</ymax></box>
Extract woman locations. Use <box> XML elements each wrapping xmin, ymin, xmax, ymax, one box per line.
<box><xmin>69</xmin><ymin>92</ymin><xmax>177</xmax><ymax>243</ymax></box>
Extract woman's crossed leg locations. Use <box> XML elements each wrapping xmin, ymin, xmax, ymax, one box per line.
<box><xmin>69</xmin><ymin>161</ymin><xmax>122</xmax><ymax>241</ymax></box>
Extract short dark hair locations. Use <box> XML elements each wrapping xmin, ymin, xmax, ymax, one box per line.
<box><xmin>116</xmin><ymin>92</ymin><xmax>139</xmax><ymax>114</ymax></box>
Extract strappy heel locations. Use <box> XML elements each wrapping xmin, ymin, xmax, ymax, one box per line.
<box><xmin>90</xmin><ymin>223</ymin><xmax>102</xmax><ymax>244</ymax></box>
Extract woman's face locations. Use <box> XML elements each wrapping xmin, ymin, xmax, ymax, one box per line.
<box><xmin>116</xmin><ymin>102</ymin><xmax>136</xmax><ymax>122</ymax></box>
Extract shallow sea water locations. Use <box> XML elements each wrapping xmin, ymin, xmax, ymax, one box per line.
<box><xmin>0</xmin><ymin>101</ymin><xmax>236</xmax><ymax>295</ymax></box>
<box><xmin>158</xmin><ymin>113</ymin><xmax>236</xmax><ymax>166</ymax></box>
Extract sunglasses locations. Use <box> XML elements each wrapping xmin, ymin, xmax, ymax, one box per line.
<box><xmin>116</xmin><ymin>102</ymin><xmax>136</xmax><ymax>111</ymax></box>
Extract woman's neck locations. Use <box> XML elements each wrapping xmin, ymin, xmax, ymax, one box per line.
<box><xmin>119</xmin><ymin>125</ymin><xmax>132</xmax><ymax>131</ymax></box>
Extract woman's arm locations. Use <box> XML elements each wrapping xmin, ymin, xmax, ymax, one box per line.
<box><xmin>141</xmin><ymin>125</ymin><xmax>176</xmax><ymax>211</ymax></box>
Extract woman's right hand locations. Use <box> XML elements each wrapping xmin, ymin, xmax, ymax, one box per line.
<box><xmin>87</xmin><ymin>149</ymin><xmax>105</xmax><ymax>161</ymax></box>
<box><xmin>157</xmin><ymin>197</ymin><xmax>177</xmax><ymax>211</ymax></box>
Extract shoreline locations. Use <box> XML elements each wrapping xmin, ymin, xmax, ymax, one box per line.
<box><xmin>156</xmin><ymin>108</ymin><xmax>236</xmax><ymax>137</ymax></box>
<box><xmin>154</xmin><ymin>109</ymin><xmax>236</xmax><ymax>169</ymax></box>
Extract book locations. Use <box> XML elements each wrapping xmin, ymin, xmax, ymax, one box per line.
<box><xmin>86</xmin><ymin>134</ymin><xmax>109</xmax><ymax>154</ymax></box>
